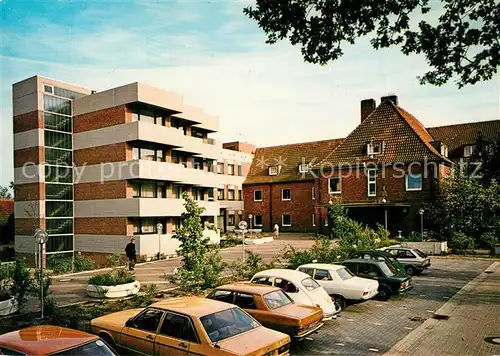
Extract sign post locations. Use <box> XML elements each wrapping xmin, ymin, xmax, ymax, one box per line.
<box><xmin>34</xmin><ymin>228</ymin><xmax>48</xmax><ymax>319</ymax></box>
<box><xmin>238</xmin><ymin>220</ymin><xmax>248</xmax><ymax>260</ymax></box>
<box><xmin>156</xmin><ymin>223</ymin><xmax>163</xmax><ymax>260</ymax></box>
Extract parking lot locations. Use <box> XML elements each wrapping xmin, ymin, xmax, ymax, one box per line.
<box><xmin>292</xmin><ymin>258</ymin><xmax>495</xmax><ymax>355</ymax></box>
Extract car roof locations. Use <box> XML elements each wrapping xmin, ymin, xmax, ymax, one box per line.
<box><xmin>253</xmin><ymin>269</ymin><xmax>311</xmax><ymax>283</ymax></box>
<box><xmin>385</xmin><ymin>247</ymin><xmax>411</xmax><ymax>251</ymax></box>
<box><xmin>215</xmin><ymin>282</ymin><xmax>280</xmax><ymax>296</ymax></box>
<box><xmin>343</xmin><ymin>258</ymin><xmax>386</xmax><ymax>265</ymax></box>
<box><xmin>151</xmin><ymin>297</ymin><xmax>234</xmax><ymax>317</ymax></box>
<box><xmin>298</xmin><ymin>263</ymin><xmax>346</xmax><ymax>270</ymax></box>
<box><xmin>357</xmin><ymin>250</ymin><xmax>393</xmax><ymax>257</ymax></box>
<box><xmin>0</xmin><ymin>325</ymin><xmax>98</xmax><ymax>355</ymax></box>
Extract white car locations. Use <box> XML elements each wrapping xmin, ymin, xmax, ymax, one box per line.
<box><xmin>250</xmin><ymin>269</ymin><xmax>340</xmax><ymax>320</ymax></box>
<box><xmin>297</xmin><ymin>263</ymin><xmax>379</xmax><ymax>310</ymax></box>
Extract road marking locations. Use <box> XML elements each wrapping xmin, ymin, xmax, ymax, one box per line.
<box><xmin>347</xmin><ymin>318</ymin><xmax>354</xmax><ymax>322</ymax></box>
<box><xmin>335</xmin><ymin>343</ymin><xmax>345</xmax><ymax>346</ymax></box>
<box><xmin>443</xmin><ymin>296</ymin><xmax>450</xmax><ymax>299</ymax></box>
<box><xmin>426</xmin><ymin>310</ymin><xmax>435</xmax><ymax>313</ymax></box>
<box><xmin>374</xmin><ymin>323</ymin><xmax>383</xmax><ymax>326</ymax></box>
<box><xmin>404</xmin><ymin>327</ymin><xmax>413</xmax><ymax>330</ymax></box>
<box><xmin>376</xmin><ymin>304</ymin><xmax>383</xmax><ymax>307</ymax></box>
<box><xmin>305</xmin><ymin>337</ymin><xmax>314</xmax><ymax>341</ymax></box>
<box><xmin>369</xmin><ymin>348</ymin><xmax>379</xmax><ymax>352</ymax></box>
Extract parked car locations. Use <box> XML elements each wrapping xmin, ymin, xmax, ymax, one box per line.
<box><xmin>383</xmin><ymin>247</ymin><xmax>431</xmax><ymax>275</ymax></box>
<box><xmin>341</xmin><ymin>259</ymin><xmax>413</xmax><ymax>300</ymax></box>
<box><xmin>296</xmin><ymin>263</ymin><xmax>379</xmax><ymax>310</ymax></box>
<box><xmin>207</xmin><ymin>282</ymin><xmax>324</xmax><ymax>340</ymax></box>
<box><xmin>91</xmin><ymin>296</ymin><xmax>291</xmax><ymax>356</ymax></box>
<box><xmin>250</xmin><ymin>269</ymin><xmax>340</xmax><ymax>320</ymax></box>
<box><xmin>0</xmin><ymin>325</ymin><xmax>117</xmax><ymax>355</ymax></box>
<box><xmin>350</xmin><ymin>250</ymin><xmax>406</xmax><ymax>273</ymax></box>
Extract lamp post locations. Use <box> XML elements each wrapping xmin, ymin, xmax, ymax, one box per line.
<box><xmin>382</xmin><ymin>197</ymin><xmax>388</xmax><ymax>230</ymax></box>
<box><xmin>238</xmin><ymin>220</ymin><xmax>248</xmax><ymax>260</ymax></box>
<box><xmin>34</xmin><ymin>228</ymin><xmax>48</xmax><ymax>319</ymax></box>
<box><xmin>248</xmin><ymin>214</ymin><xmax>253</xmax><ymax>240</ymax></box>
<box><xmin>418</xmin><ymin>208</ymin><xmax>424</xmax><ymax>241</ymax></box>
<box><xmin>156</xmin><ymin>223</ymin><xmax>163</xmax><ymax>260</ymax></box>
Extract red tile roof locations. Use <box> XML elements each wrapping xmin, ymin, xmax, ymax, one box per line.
<box><xmin>316</xmin><ymin>99</ymin><xmax>450</xmax><ymax>167</ymax></box>
<box><xmin>244</xmin><ymin>138</ymin><xmax>344</xmax><ymax>184</ymax></box>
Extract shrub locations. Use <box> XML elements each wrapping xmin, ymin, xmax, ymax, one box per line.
<box><xmin>133</xmin><ymin>283</ymin><xmax>158</xmax><ymax>307</ymax></box>
<box><xmin>229</xmin><ymin>251</ymin><xmax>273</xmax><ymax>280</ymax></box>
<box><xmin>47</xmin><ymin>255</ymin><xmax>73</xmax><ymax>275</ymax></box>
<box><xmin>74</xmin><ymin>254</ymin><xmax>94</xmax><ymax>272</ymax></box>
<box><xmin>479</xmin><ymin>232</ymin><xmax>498</xmax><ymax>254</ymax></box>
<box><xmin>449</xmin><ymin>232</ymin><xmax>475</xmax><ymax>254</ymax></box>
<box><xmin>0</xmin><ymin>247</ymin><xmax>15</xmax><ymax>262</ymax></box>
<box><xmin>201</xmin><ymin>249</ymin><xmax>226</xmax><ymax>289</ymax></box>
<box><xmin>88</xmin><ymin>269</ymin><xmax>135</xmax><ymax>286</ymax></box>
<box><xmin>221</xmin><ymin>233</ymin><xmax>241</xmax><ymax>247</ymax></box>
<box><xmin>10</xmin><ymin>260</ymin><xmax>33</xmax><ymax>311</ymax></box>
<box><xmin>106</xmin><ymin>253</ymin><xmax>125</xmax><ymax>268</ymax></box>
<box><xmin>281</xmin><ymin>245</ymin><xmax>313</xmax><ymax>269</ymax></box>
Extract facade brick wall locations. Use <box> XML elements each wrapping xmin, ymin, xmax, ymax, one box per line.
<box><xmin>74</xmin><ymin>217</ymin><xmax>130</xmax><ymax>235</ymax></box>
<box><xmin>74</xmin><ymin>143</ymin><xmax>130</xmax><ymax>166</ymax></box>
<box><xmin>75</xmin><ymin>180</ymin><xmax>129</xmax><ymax>200</ymax></box>
<box><xmin>15</xmin><ymin>218</ymin><xmax>45</xmax><ymax>235</ymax></box>
<box><xmin>14</xmin><ymin>146</ymin><xmax>44</xmax><ymax>167</ymax></box>
<box><xmin>13</xmin><ymin>110</ymin><xmax>43</xmax><ymax>133</ymax></box>
<box><xmin>74</xmin><ymin>105</ymin><xmax>129</xmax><ymax>133</ymax></box>
<box><xmin>15</xmin><ymin>183</ymin><xmax>45</xmax><ymax>201</ymax></box>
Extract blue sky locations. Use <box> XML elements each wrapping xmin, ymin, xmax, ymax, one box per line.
<box><xmin>1</xmin><ymin>0</ymin><xmax>499</xmax><ymax>188</ymax></box>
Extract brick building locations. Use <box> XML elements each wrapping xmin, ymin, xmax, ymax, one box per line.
<box><xmin>244</xmin><ymin>95</ymin><xmax>500</xmax><ymax>235</ymax></box>
<box><xmin>13</xmin><ymin>75</ymin><xmax>254</xmax><ymax>265</ymax></box>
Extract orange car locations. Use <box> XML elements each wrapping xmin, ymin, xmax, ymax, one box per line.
<box><xmin>0</xmin><ymin>325</ymin><xmax>117</xmax><ymax>355</ymax></box>
<box><xmin>207</xmin><ymin>283</ymin><xmax>324</xmax><ymax>340</ymax></box>
<box><xmin>91</xmin><ymin>296</ymin><xmax>291</xmax><ymax>356</ymax></box>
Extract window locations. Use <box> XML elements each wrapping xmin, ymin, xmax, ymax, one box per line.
<box><xmin>141</xmin><ymin>218</ymin><xmax>155</xmax><ymax>234</ymax></box>
<box><xmin>238</xmin><ymin>165</ymin><xmax>243</xmax><ymax>176</ymax></box>
<box><xmin>328</xmin><ymin>178</ymin><xmax>341</xmax><ymax>194</ymax></box>
<box><xmin>312</xmin><ymin>186</ymin><xmax>315</xmax><ymax>200</ymax></box>
<box><xmin>46</xmin><ymin>183</ymin><xmax>72</xmax><ymax>200</ymax></box>
<box><xmin>52</xmin><ymin>340</ymin><xmax>115</xmax><ymax>355</ymax></box>
<box><xmin>367</xmin><ymin>169</ymin><xmax>377</xmax><ymax>197</ymax></box>
<box><xmin>251</xmin><ymin>276</ymin><xmax>273</xmax><ymax>285</ymax></box>
<box><xmin>441</xmin><ymin>144</ymin><xmax>449</xmax><ymax>157</ymax></box>
<box><xmin>173</xmin><ymin>185</ymin><xmax>184</xmax><ymax>199</ymax></box>
<box><xmin>129</xmin><ymin>309</ymin><xmax>164</xmax><ymax>333</ymax></box>
<box><xmin>405</xmin><ymin>250</ymin><xmax>416</xmax><ymax>258</ymax></box>
<box><xmin>464</xmin><ymin>145</ymin><xmax>474</xmax><ymax>157</ymax></box>
<box><xmin>217</xmin><ymin>162</ymin><xmax>224</xmax><ymax>174</ymax></box>
<box><xmin>238</xmin><ymin>190</ymin><xmax>242</xmax><ymax>201</ymax></box>
<box><xmin>298</xmin><ymin>164</ymin><xmax>309</xmax><ymax>173</ymax></box>
<box><xmin>200</xmin><ymin>308</ymin><xmax>259</xmax><ymax>343</ymax></box>
<box><xmin>208</xmin><ymin>188</ymin><xmax>214</xmax><ymax>201</ymax></box>
<box><xmin>44</xmin><ymin>95</ymin><xmax>71</xmax><ymax>115</ymax></box>
<box><xmin>312</xmin><ymin>214</ymin><xmax>316</xmax><ymax>226</ymax></box>
<box><xmin>301</xmin><ymin>277</ymin><xmax>320</xmax><ymax>291</ymax></box>
<box><xmin>207</xmin><ymin>160</ymin><xmax>215</xmax><ymax>173</ymax></box>
<box><xmin>282</xmin><ymin>214</ymin><xmax>291</xmax><ymax>227</ymax></box>
<box><xmin>275</xmin><ymin>278</ymin><xmax>298</xmax><ymax>294</ymax></box>
<box><xmin>254</xmin><ymin>215</ymin><xmax>263</xmax><ymax>227</ymax></box>
<box><xmin>45</xmin><ymin>148</ymin><xmax>72</xmax><ymax>166</ymax></box>
<box><xmin>297</xmin><ymin>267</ymin><xmax>314</xmax><ymax>277</ymax></box>
<box><xmin>357</xmin><ymin>264</ymin><xmax>382</xmax><ymax>278</ymax></box>
<box><xmin>0</xmin><ymin>346</ymin><xmax>27</xmax><ymax>355</ymax></box>
<box><xmin>46</xmin><ymin>201</ymin><xmax>72</xmax><ymax>217</ymax></box>
<box><xmin>314</xmin><ymin>269</ymin><xmax>331</xmax><ymax>281</ymax></box>
<box><xmin>234</xmin><ymin>293</ymin><xmax>257</xmax><ymax>309</ymax></box>
<box><xmin>268</xmin><ymin>166</ymin><xmax>279</xmax><ymax>175</ymax></box>
<box><xmin>141</xmin><ymin>148</ymin><xmax>156</xmax><ymax>161</ymax></box>
<box><xmin>228</xmin><ymin>215</ymin><xmax>235</xmax><ymax>226</ymax></box>
<box><xmin>218</xmin><ymin>188</ymin><xmax>225</xmax><ymax>200</ymax></box>
<box><xmin>228</xmin><ymin>164</ymin><xmax>235</xmax><ymax>176</ymax></box>
<box><xmin>336</xmin><ymin>267</ymin><xmax>354</xmax><ymax>281</ymax></box>
<box><xmin>406</xmin><ymin>173</ymin><xmax>422</xmax><ymax>191</ymax></box>
<box><xmin>208</xmin><ymin>290</ymin><xmax>234</xmax><ymax>303</ymax></box>
<box><xmin>238</xmin><ymin>213</ymin><xmax>243</xmax><ymax>222</ymax></box>
<box><xmin>44</xmin><ymin>112</ymin><xmax>71</xmax><ymax>132</ymax></box>
<box><xmin>263</xmin><ymin>290</ymin><xmax>292</xmax><ymax>310</ymax></box>
<box><xmin>367</xmin><ymin>142</ymin><xmax>383</xmax><ymax>155</ymax></box>
<box><xmin>254</xmin><ymin>190</ymin><xmax>263</xmax><ymax>201</ymax></box>
<box><xmin>44</xmin><ymin>84</ymin><xmax>54</xmax><ymax>94</ymax></box>
<box><xmin>132</xmin><ymin>147</ymin><xmax>140</xmax><ymax>160</ymax></box>
<box><xmin>193</xmin><ymin>158</ymin><xmax>204</xmax><ymax>170</ymax></box>
<box><xmin>45</xmin><ymin>131</ymin><xmax>72</xmax><ymax>149</ymax></box>
<box><xmin>282</xmin><ymin>189</ymin><xmax>291</xmax><ymax>201</ymax></box>
<box><xmin>228</xmin><ymin>189</ymin><xmax>235</xmax><ymax>200</ymax></box>
<box><xmin>160</xmin><ymin>313</ymin><xmax>198</xmax><ymax>343</ymax></box>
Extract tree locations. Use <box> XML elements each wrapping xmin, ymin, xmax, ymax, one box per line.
<box><xmin>470</xmin><ymin>132</ymin><xmax>500</xmax><ymax>183</ymax></box>
<box><xmin>0</xmin><ymin>185</ymin><xmax>12</xmax><ymax>199</ymax></box>
<box><xmin>244</xmin><ymin>0</ymin><xmax>500</xmax><ymax>88</ymax></box>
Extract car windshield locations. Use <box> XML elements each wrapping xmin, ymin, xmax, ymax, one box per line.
<box><xmin>379</xmin><ymin>261</ymin><xmax>396</xmax><ymax>277</ymax></box>
<box><xmin>301</xmin><ymin>277</ymin><xmax>320</xmax><ymax>291</ymax></box>
<box><xmin>337</xmin><ymin>267</ymin><xmax>354</xmax><ymax>280</ymax></box>
<box><xmin>52</xmin><ymin>340</ymin><xmax>117</xmax><ymax>355</ymax></box>
<box><xmin>414</xmin><ymin>249</ymin><xmax>427</xmax><ymax>258</ymax></box>
<box><xmin>201</xmin><ymin>307</ymin><xmax>260</xmax><ymax>343</ymax></box>
<box><xmin>264</xmin><ymin>290</ymin><xmax>293</xmax><ymax>309</ymax></box>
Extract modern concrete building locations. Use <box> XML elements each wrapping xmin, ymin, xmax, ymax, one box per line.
<box><xmin>13</xmin><ymin>75</ymin><xmax>254</xmax><ymax>266</ymax></box>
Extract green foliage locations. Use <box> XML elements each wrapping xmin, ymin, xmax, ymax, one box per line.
<box><xmin>47</xmin><ymin>254</ymin><xmax>94</xmax><ymax>275</ymax></box>
<box><xmin>244</xmin><ymin>0</ymin><xmax>499</xmax><ymax>88</ymax></box>
<box><xmin>43</xmin><ymin>297</ymin><xmax>58</xmax><ymax>317</ymax></box>
<box><xmin>132</xmin><ymin>283</ymin><xmax>158</xmax><ymax>307</ymax></box>
<box><xmin>169</xmin><ymin>192</ymin><xmax>225</xmax><ymax>293</ymax></box>
<box><xmin>281</xmin><ymin>245</ymin><xmax>313</xmax><ymax>270</ymax></box>
<box><xmin>221</xmin><ymin>233</ymin><xmax>241</xmax><ymax>248</ymax></box>
<box><xmin>11</xmin><ymin>260</ymin><xmax>33</xmax><ymax>311</ymax></box>
<box><xmin>88</xmin><ymin>269</ymin><xmax>135</xmax><ymax>286</ymax></box>
<box><xmin>0</xmin><ymin>185</ymin><xmax>12</xmax><ymax>199</ymax></box>
<box><xmin>449</xmin><ymin>232</ymin><xmax>475</xmax><ymax>254</ymax></box>
<box><xmin>74</xmin><ymin>254</ymin><xmax>94</xmax><ymax>272</ymax></box>
<box><xmin>479</xmin><ymin>232</ymin><xmax>499</xmax><ymax>254</ymax></box>
<box><xmin>106</xmin><ymin>253</ymin><xmax>126</xmax><ymax>268</ymax></box>
<box><xmin>229</xmin><ymin>251</ymin><xmax>273</xmax><ymax>280</ymax></box>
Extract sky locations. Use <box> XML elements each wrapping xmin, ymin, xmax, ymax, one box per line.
<box><xmin>1</xmin><ymin>0</ymin><xmax>499</xmax><ymax>188</ymax></box>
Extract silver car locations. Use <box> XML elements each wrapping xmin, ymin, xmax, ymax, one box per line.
<box><xmin>384</xmin><ymin>247</ymin><xmax>431</xmax><ymax>275</ymax></box>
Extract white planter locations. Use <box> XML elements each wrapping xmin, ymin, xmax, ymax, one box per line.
<box><xmin>401</xmin><ymin>241</ymin><xmax>448</xmax><ymax>255</ymax></box>
<box><xmin>245</xmin><ymin>236</ymin><xmax>274</xmax><ymax>245</ymax></box>
<box><xmin>0</xmin><ymin>298</ymin><xmax>18</xmax><ymax>316</ymax></box>
<box><xmin>87</xmin><ymin>281</ymin><xmax>141</xmax><ymax>299</ymax></box>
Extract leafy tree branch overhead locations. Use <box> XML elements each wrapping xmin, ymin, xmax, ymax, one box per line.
<box><xmin>244</xmin><ymin>0</ymin><xmax>500</xmax><ymax>88</ymax></box>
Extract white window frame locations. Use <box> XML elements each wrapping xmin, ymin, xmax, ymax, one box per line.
<box><xmin>367</xmin><ymin>142</ymin><xmax>382</xmax><ymax>155</ymax></box>
<box><xmin>254</xmin><ymin>215</ymin><xmax>263</xmax><ymax>227</ymax></box>
<box><xmin>254</xmin><ymin>190</ymin><xmax>263</xmax><ymax>202</ymax></box>
<box><xmin>367</xmin><ymin>169</ymin><xmax>377</xmax><ymax>197</ymax></box>
<box><xmin>44</xmin><ymin>84</ymin><xmax>54</xmax><ymax>94</ymax></box>
<box><xmin>298</xmin><ymin>164</ymin><xmax>309</xmax><ymax>173</ymax></box>
<box><xmin>269</xmin><ymin>166</ymin><xmax>279</xmax><ymax>176</ymax></box>
<box><xmin>406</xmin><ymin>173</ymin><xmax>423</xmax><ymax>191</ymax></box>
<box><xmin>464</xmin><ymin>145</ymin><xmax>474</xmax><ymax>157</ymax></box>
<box><xmin>281</xmin><ymin>188</ymin><xmax>291</xmax><ymax>201</ymax></box>
<box><xmin>328</xmin><ymin>178</ymin><xmax>342</xmax><ymax>194</ymax></box>
<box><xmin>282</xmin><ymin>214</ymin><xmax>292</xmax><ymax>227</ymax></box>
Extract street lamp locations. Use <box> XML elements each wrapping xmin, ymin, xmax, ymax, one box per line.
<box><xmin>418</xmin><ymin>208</ymin><xmax>424</xmax><ymax>241</ymax></box>
<box><xmin>34</xmin><ymin>228</ymin><xmax>48</xmax><ymax>319</ymax></box>
<box><xmin>248</xmin><ymin>214</ymin><xmax>253</xmax><ymax>240</ymax></box>
<box><xmin>156</xmin><ymin>223</ymin><xmax>163</xmax><ymax>260</ymax></box>
<box><xmin>238</xmin><ymin>220</ymin><xmax>248</xmax><ymax>260</ymax></box>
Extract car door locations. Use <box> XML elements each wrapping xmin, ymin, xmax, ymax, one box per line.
<box><xmin>155</xmin><ymin>312</ymin><xmax>200</xmax><ymax>355</ymax></box>
<box><xmin>119</xmin><ymin>308</ymin><xmax>164</xmax><ymax>355</ymax></box>
<box><xmin>313</xmin><ymin>269</ymin><xmax>336</xmax><ymax>294</ymax></box>
<box><xmin>232</xmin><ymin>292</ymin><xmax>268</xmax><ymax>325</ymax></box>
<box><xmin>357</xmin><ymin>263</ymin><xmax>379</xmax><ymax>280</ymax></box>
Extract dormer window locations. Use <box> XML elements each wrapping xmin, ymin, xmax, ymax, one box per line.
<box><xmin>269</xmin><ymin>166</ymin><xmax>279</xmax><ymax>176</ymax></box>
<box><xmin>441</xmin><ymin>144</ymin><xmax>449</xmax><ymax>157</ymax></box>
<box><xmin>298</xmin><ymin>164</ymin><xmax>309</xmax><ymax>173</ymax></box>
<box><xmin>367</xmin><ymin>141</ymin><xmax>384</xmax><ymax>155</ymax></box>
<box><xmin>464</xmin><ymin>145</ymin><xmax>474</xmax><ymax>157</ymax></box>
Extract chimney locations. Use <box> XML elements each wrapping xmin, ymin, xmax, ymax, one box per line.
<box><xmin>381</xmin><ymin>95</ymin><xmax>398</xmax><ymax>105</ymax></box>
<box><xmin>361</xmin><ymin>99</ymin><xmax>376</xmax><ymax>122</ymax></box>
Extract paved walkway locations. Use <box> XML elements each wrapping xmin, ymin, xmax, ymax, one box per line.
<box><xmin>386</xmin><ymin>261</ymin><xmax>500</xmax><ymax>356</ymax></box>
<box><xmin>48</xmin><ymin>234</ymin><xmax>314</xmax><ymax>307</ymax></box>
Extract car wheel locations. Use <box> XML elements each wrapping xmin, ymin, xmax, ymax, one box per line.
<box><xmin>333</xmin><ymin>295</ymin><xmax>346</xmax><ymax>310</ymax></box>
<box><xmin>377</xmin><ymin>286</ymin><xmax>391</xmax><ymax>301</ymax></box>
<box><xmin>404</xmin><ymin>265</ymin><xmax>415</xmax><ymax>275</ymax></box>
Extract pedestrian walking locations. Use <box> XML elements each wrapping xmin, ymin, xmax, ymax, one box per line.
<box><xmin>274</xmin><ymin>223</ymin><xmax>280</xmax><ymax>238</ymax></box>
<box><xmin>125</xmin><ymin>238</ymin><xmax>136</xmax><ymax>271</ymax></box>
